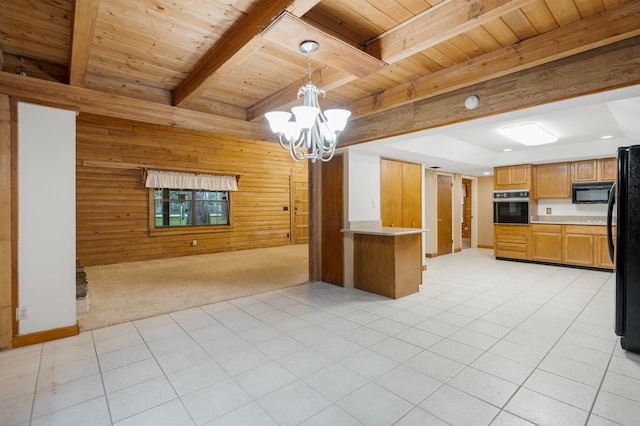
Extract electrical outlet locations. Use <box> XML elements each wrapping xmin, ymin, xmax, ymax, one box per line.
<box><xmin>16</xmin><ymin>306</ymin><xmax>29</xmax><ymax>320</ymax></box>
<box><xmin>191</xmin><ymin>240</ymin><xmax>197</xmax><ymax>246</ymax></box>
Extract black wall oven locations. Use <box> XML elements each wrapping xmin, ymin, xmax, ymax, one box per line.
<box><xmin>493</xmin><ymin>190</ymin><xmax>530</xmax><ymax>224</ymax></box>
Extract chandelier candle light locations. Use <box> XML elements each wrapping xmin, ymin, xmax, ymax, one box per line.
<box><xmin>265</xmin><ymin>41</ymin><xmax>351</xmax><ymax>163</ymax></box>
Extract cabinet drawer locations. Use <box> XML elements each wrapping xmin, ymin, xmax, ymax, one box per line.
<box><xmin>496</xmin><ymin>248</ymin><xmax>528</xmax><ymax>260</ymax></box>
<box><xmin>564</xmin><ymin>225</ymin><xmax>606</xmax><ymax>235</ymax></box>
<box><xmin>531</xmin><ymin>224</ymin><xmax>561</xmax><ymax>233</ymax></box>
<box><xmin>496</xmin><ymin>241</ymin><xmax>527</xmax><ymax>252</ymax></box>
<box><xmin>496</xmin><ymin>233</ymin><xmax>528</xmax><ymax>243</ymax></box>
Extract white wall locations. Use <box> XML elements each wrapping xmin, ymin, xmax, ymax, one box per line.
<box><xmin>346</xmin><ymin>150</ymin><xmax>380</xmax><ymax>222</ymax></box>
<box><xmin>18</xmin><ymin>103</ymin><xmax>76</xmax><ymax>335</ymax></box>
<box><xmin>537</xmin><ymin>199</ymin><xmax>608</xmax><ymax>217</ymax></box>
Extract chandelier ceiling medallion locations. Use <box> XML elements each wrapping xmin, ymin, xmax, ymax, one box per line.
<box><xmin>265</xmin><ymin>41</ymin><xmax>351</xmax><ymax>163</ymax></box>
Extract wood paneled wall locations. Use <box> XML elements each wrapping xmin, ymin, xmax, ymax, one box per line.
<box><xmin>76</xmin><ymin>114</ymin><xmax>306</xmax><ymax>266</ymax></box>
<box><xmin>0</xmin><ymin>94</ymin><xmax>11</xmax><ymax>349</ymax></box>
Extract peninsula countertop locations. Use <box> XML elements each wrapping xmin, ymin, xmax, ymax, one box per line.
<box><xmin>341</xmin><ymin>227</ymin><xmax>429</xmax><ymax>236</ymax></box>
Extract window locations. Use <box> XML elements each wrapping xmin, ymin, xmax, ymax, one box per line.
<box><xmin>153</xmin><ymin>189</ymin><xmax>230</xmax><ymax>227</ymax></box>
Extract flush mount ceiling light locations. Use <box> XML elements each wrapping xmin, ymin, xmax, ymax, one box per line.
<box><xmin>499</xmin><ymin>123</ymin><xmax>558</xmax><ymax>146</ymax></box>
<box><xmin>265</xmin><ymin>41</ymin><xmax>351</xmax><ymax>163</ymax></box>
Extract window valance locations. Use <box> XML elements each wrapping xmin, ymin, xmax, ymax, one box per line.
<box><xmin>144</xmin><ymin>170</ymin><xmax>238</xmax><ymax>191</ymax></box>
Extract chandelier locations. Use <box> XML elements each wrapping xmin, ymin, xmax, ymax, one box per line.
<box><xmin>265</xmin><ymin>41</ymin><xmax>351</xmax><ymax>163</ymax></box>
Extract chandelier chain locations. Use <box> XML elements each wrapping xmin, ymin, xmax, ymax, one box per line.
<box><xmin>264</xmin><ymin>40</ymin><xmax>351</xmax><ymax>163</ymax></box>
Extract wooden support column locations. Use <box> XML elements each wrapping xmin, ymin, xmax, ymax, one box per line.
<box><xmin>308</xmin><ymin>160</ymin><xmax>321</xmax><ymax>282</ymax></box>
<box><xmin>0</xmin><ymin>94</ymin><xmax>11</xmax><ymax>350</ymax></box>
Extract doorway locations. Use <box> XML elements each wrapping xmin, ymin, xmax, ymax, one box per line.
<box><xmin>437</xmin><ymin>174</ymin><xmax>453</xmax><ymax>256</ymax></box>
<box><xmin>462</xmin><ymin>178</ymin><xmax>472</xmax><ymax>249</ymax></box>
<box><xmin>290</xmin><ymin>175</ymin><xmax>308</xmax><ymax>245</ymax></box>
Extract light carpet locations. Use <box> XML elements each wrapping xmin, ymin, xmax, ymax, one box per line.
<box><xmin>77</xmin><ymin>244</ymin><xmax>309</xmax><ymax>331</ymax></box>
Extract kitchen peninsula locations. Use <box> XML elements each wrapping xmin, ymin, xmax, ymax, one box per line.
<box><xmin>342</xmin><ymin>225</ymin><xmax>428</xmax><ymax>299</ymax></box>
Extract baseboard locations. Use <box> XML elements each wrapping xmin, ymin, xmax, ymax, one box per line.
<box><xmin>12</xmin><ymin>322</ymin><xmax>79</xmax><ymax>348</ymax></box>
<box><xmin>478</xmin><ymin>244</ymin><xmax>494</xmax><ymax>249</ymax></box>
<box><xmin>454</xmin><ymin>248</ymin><xmax>462</xmax><ymax>253</ymax></box>
<box><xmin>425</xmin><ymin>253</ymin><xmax>438</xmax><ymax>258</ymax></box>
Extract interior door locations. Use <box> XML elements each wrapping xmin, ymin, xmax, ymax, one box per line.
<box><xmin>462</xmin><ymin>178</ymin><xmax>472</xmax><ymax>249</ymax></box>
<box><xmin>321</xmin><ymin>156</ymin><xmax>344</xmax><ymax>286</ymax></box>
<box><xmin>290</xmin><ymin>176</ymin><xmax>308</xmax><ymax>244</ymax></box>
<box><xmin>437</xmin><ymin>175</ymin><xmax>453</xmax><ymax>256</ymax></box>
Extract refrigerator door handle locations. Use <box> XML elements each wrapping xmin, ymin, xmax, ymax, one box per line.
<box><xmin>607</xmin><ymin>181</ymin><xmax>616</xmax><ymax>262</ymax></box>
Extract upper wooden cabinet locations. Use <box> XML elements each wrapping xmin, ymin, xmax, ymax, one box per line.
<box><xmin>535</xmin><ymin>162</ymin><xmax>571</xmax><ymax>199</ymax></box>
<box><xmin>600</xmin><ymin>157</ymin><xmax>617</xmax><ymax>181</ymax></box>
<box><xmin>381</xmin><ymin>158</ymin><xmax>422</xmax><ymax>228</ymax></box>
<box><xmin>573</xmin><ymin>158</ymin><xmax>617</xmax><ymax>182</ymax></box>
<box><xmin>494</xmin><ymin>164</ymin><xmax>532</xmax><ymax>190</ymax></box>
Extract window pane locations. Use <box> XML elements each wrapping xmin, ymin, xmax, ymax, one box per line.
<box><xmin>154</xmin><ymin>189</ymin><xmax>229</xmax><ymax>228</ymax></box>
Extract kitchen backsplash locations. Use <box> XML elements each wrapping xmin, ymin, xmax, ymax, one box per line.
<box><xmin>537</xmin><ymin>199</ymin><xmax>608</xmax><ymax>216</ymax></box>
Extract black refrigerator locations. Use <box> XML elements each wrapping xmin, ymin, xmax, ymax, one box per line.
<box><xmin>608</xmin><ymin>145</ymin><xmax>640</xmax><ymax>353</ymax></box>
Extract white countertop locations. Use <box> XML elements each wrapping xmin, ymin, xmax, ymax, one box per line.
<box><xmin>530</xmin><ymin>215</ymin><xmax>612</xmax><ymax>225</ymax></box>
<box><xmin>341</xmin><ymin>227</ymin><xmax>429</xmax><ymax>236</ymax></box>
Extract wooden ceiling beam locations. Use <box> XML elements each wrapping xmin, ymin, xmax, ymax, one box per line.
<box><xmin>248</xmin><ymin>0</ymin><xmax>533</xmax><ymax>121</ymax></box>
<box><xmin>347</xmin><ymin>1</ymin><xmax>640</xmax><ymax>120</ymax></box>
<box><xmin>3</xmin><ymin>54</ymin><xmax>68</xmax><ymax>84</ymax></box>
<box><xmin>342</xmin><ymin>36</ymin><xmax>640</xmax><ymax>145</ymax></box>
<box><xmin>172</xmin><ymin>0</ymin><xmax>320</xmax><ymax>108</ymax></box>
<box><xmin>0</xmin><ymin>71</ymin><xmax>271</xmax><ymax>140</ymax></box>
<box><xmin>261</xmin><ymin>12</ymin><xmax>386</xmax><ymax>77</ymax></box>
<box><xmin>69</xmin><ymin>0</ymin><xmax>101</xmax><ymax>87</ymax></box>
<box><xmin>248</xmin><ymin>65</ymin><xmax>352</xmax><ymax>121</ymax></box>
<box><xmin>365</xmin><ymin>0</ymin><xmax>535</xmax><ymax>63</ymax></box>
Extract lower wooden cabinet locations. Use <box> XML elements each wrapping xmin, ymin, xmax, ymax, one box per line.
<box><xmin>531</xmin><ymin>224</ymin><xmax>562</xmax><ymax>262</ymax></box>
<box><xmin>495</xmin><ymin>224</ymin><xmax>614</xmax><ymax>269</ymax></box>
<box><xmin>494</xmin><ymin>225</ymin><xmax>529</xmax><ymax>260</ymax></box>
<box><xmin>563</xmin><ymin>232</ymin><xmax>594</xmax><ymax>266</ymax></box>
<box><xmin>595</xmin><ymin>234</ymin><xmax>615</xmax><ymax>269</ymax></box>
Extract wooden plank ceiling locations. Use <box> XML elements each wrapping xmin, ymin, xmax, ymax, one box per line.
<box><xmin>0</xmin><ymin>0</ymin><xmax>639</xmax><ymax>140</ymax></box>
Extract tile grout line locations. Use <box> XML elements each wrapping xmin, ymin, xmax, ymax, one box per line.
<box><xmin>491</xmin><ymin>269</ymin><xmax>614</xmax><ymax>424</ymax></box>
<box><xmin>27</xmin><ymin>343</ymin><xmax>44</xmax><ymax>425</ymax></box>
<box><xmin>91</xmin><ymin>330</ymin><xmax>115</xmax><ymax>426</ymax></box>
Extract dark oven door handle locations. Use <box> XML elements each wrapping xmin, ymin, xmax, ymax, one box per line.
<box><xmin>607</xmin><ymin>181</ymin><xmax>616</xmax><ymax>262</ymax></box>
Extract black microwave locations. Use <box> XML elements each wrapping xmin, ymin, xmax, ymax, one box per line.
<box><xmin>571</xmin><ymin>181</ymin><xmax>614</xmax><ymax>204</ymax></box>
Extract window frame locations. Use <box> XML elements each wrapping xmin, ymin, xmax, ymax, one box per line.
<box><xmin>148</xmin><ymin>188</ymin><xmax>233</xmax><ymax>236</ymax></box>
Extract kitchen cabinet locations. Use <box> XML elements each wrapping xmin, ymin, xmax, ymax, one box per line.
<box><xmin>595</xmin><ymin>233</ymin><xmax>615</xmax><ymax>269</ymax></box>
<box><xmin>535</xmin><ymin>162</ymin><xmax>570</xmax><ymax>199</ymax></box>
<box><xmin>600</xmin><ymin>158</ymin><xmax>617</xmax><ymax>181</ymax></box>
<box><xmin>381</xmin><ymin>158</ymin><xmax>421</xmax><ymax>228</ymax></box>
<box><xmin>531</xmin><ymin>224</ymin><xmax>562</xmax><ymax>262</ymax></box>
<box><xmin>495</xmin><ymin>223</ymin><xmax>614</xmax><ymax>270</ymax></box>
<box><xmin>572</xmin><ymin>158</ymin><xmax>617</xmax><ymax>182</ymax></box>
<box><xmin>494</xmin><ymin>224</ymin><xmax>529</xmax><ymax>260</ymax></box>
<box><xmin>562</xmin><ymin>225</ymin><xmax>615</xmax><ymax>268</ymax></box>
<box><xmin>563</xmin><ymin>225</ymin><xmax>594</xmax><ymax>266</ymax></box>
<box><xmin>402</xmin><ymin>161</ymin><xmax>422</xmax><ymax>228</ymax></box>
<box><xmin>494</xmin><ymin>164</ymin><xmax>532</xmax><ymax>190</ymax></box>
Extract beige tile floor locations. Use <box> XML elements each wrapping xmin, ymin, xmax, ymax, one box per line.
<box><xmin>1</xmin><ymin>248</ymin><xmax>639</xmax><ymax>425</ymax></box>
